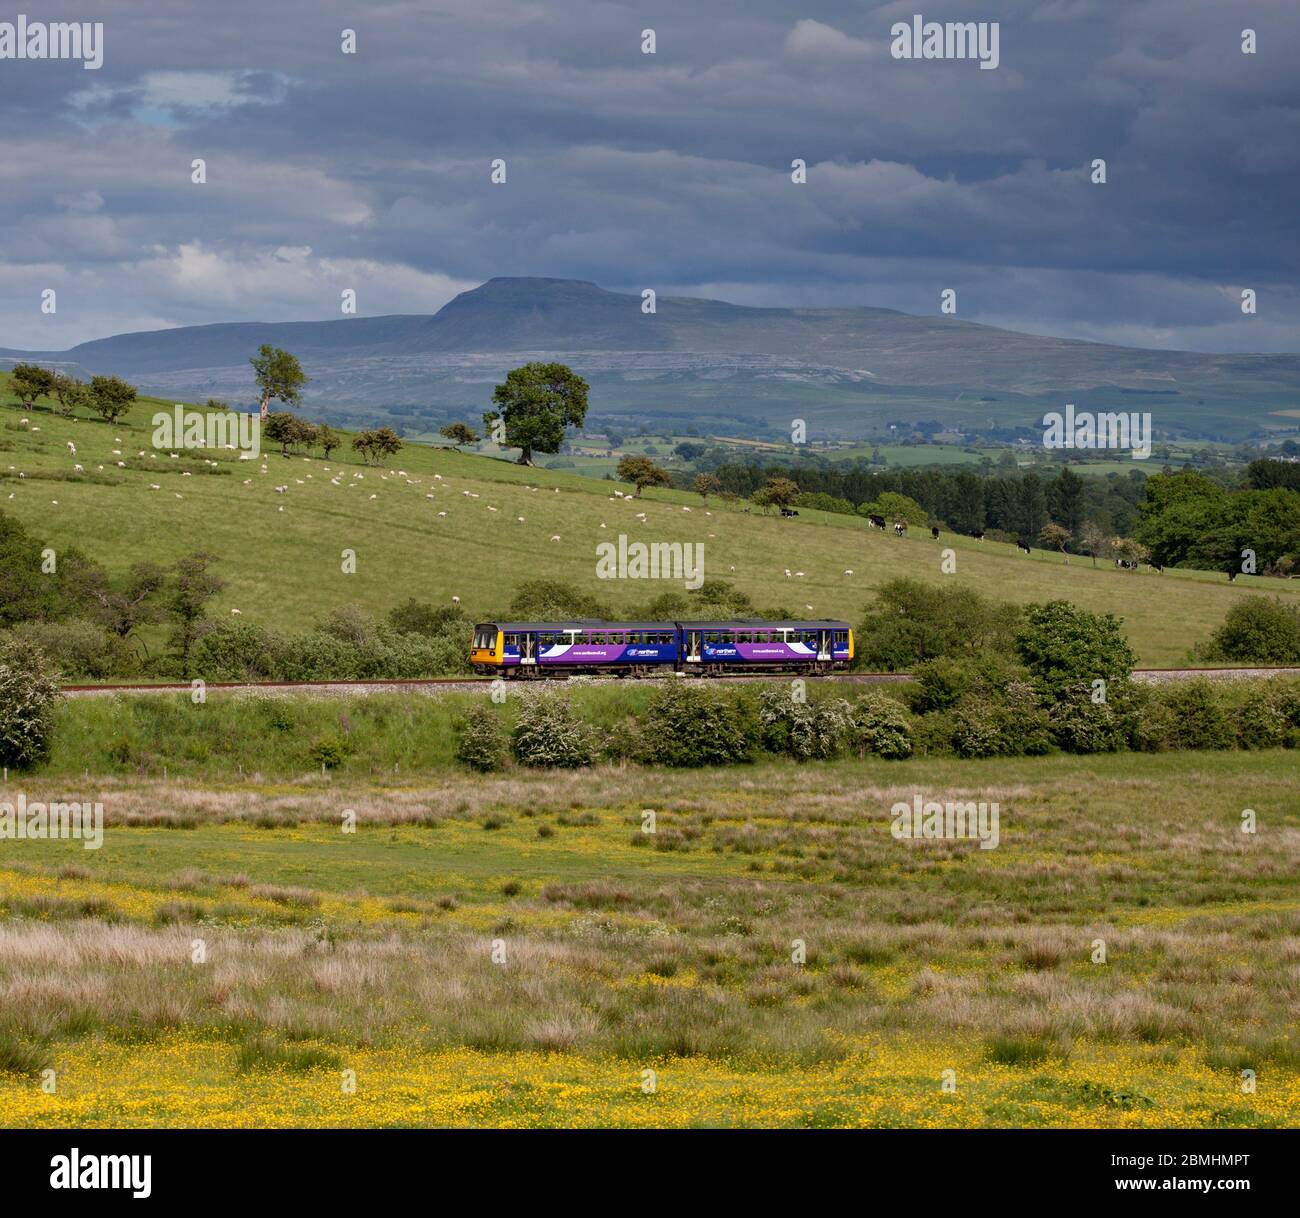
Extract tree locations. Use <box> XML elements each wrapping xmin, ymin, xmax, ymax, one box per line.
<box><xmin>1039</xmin><ymin>522</ymin><xmax>1072</xmax><ymax>562</ymax></box>
<box><xmin>483</xmin><ymin>362</ymin><xmax>589</xmax><ymax>465</ymax></box>
<box><xmin>316</xmin><ymin>423</ymin><xmax>340</xmax><ymax>460</ymax></box>
<box><xmin>264</xmin><ymin>412</ymin><xmax>317</xmax><ymax>457</ymax></box>
<box><xmin>1015</xmin><ymin>601</ymin><xmax>1136</xmax><ymax>691</ymax></box>
<box><xmin>80</xmin><ymin>561</ymin><xmax>165</xmax><ymax>641</ymax></box>
<box><xmin>352</xmin><ymin>427</ymin><xmax>403</xmax><ymax>465</ymax></box>
<box><xmin>858</xmin><ymin>490</ymin><xmax>927</xmax><ymax>527</ymax></box>
<box><xmin>617</xmin><ymin>454</ymin><xmax>672</xmax><ymax>497</ymax></box>
<box><xmin>1203</xmin><ymin>597</ymin><xmax>1300</xmax><ymax>663</ymax></box>
<box><xmin>693</xmin><ymin>472</ymin><xmax>721</xmax><ymax>502</ymax></box>
<box><xmin>50</xmin><ymin>372</ymin><xmax>86</xmax><ymax>416</ymax></box>
<box><xmin>440</xmin><ymin>422</ymin><xmax>480</xmax><ymax>451</ymax></box>
<box><xmin>1048</xmin><ymin>466</ymin><xmax>1086</xmax><ymax>536</ymax></box>
<box><xmin>166</xmin><ymin>552</ymin><xmax>224</xmax><ymax>677</ymax></box>
<box><xmin>9</xmin><ymin>363</ymin><xmax>55</xmax><ymax>409</ymax></box>
<box><xmin>88</xmin><ymin>375</ymin><xmax>137</xmax><ymax>424</ymax></box>
<box><xmin>1080</xmin><ymin>522</ymin><xmax>1110</xmax><ymax>568</ymax></box>
<box><xmin>0</xmin><ymin>638</ymin><xmax>61</xmax><ymax>769</ymax></box>
<box><xmin>752</xmin><ymin>476</ymin><xmax>801</xmax><ymax>513</ymax></box>
<box><xmin>250</xmin><ymin>345</ymin><xmax>307</xmax><ymax>421</ymax></box>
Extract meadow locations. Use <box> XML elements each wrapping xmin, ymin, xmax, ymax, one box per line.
<box><xmin>0</xmin><ymin>748</ymin><xmax>1296</xmax><ymax>1127</ymax></box>
<box><xmin>3</xmin><ymin>377</ymin><xmax>1298</xmax><ymax>667</ymax></box>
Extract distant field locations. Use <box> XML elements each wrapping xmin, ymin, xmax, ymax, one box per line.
<box><xmin>0</xmin><ymin>749</ymin><xmax>1295</xmax><ymax>1127</ymax></box>
<box><xmin>3</xmin><ymin>379</ymin><xmax>1299</xmax><ymax>666</ymax></box>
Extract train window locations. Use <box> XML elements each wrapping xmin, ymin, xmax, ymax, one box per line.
<box><xmin>504</xmin><ymin>634</ymin><xmax>517</xmax><ymax>648</ymax></box>
<box><xmin>834</xmin><ymin>631</ymin><xmax>847</xmax><ymax>644</ymax></box>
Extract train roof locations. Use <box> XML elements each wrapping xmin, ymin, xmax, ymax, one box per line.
<box><xmin>476</xmin><ymin>620</ymin><xmax>678</xmax><ymax>632</ymax></box>
<box><xmin>476</xmin><ymin>619</ymin><xmax>851</xmax><ymax>631</ymax></box>
<box><xmin>677</xmin><ymin>619</ymin><xmax>852</xmax><ymax>630</ymax></box>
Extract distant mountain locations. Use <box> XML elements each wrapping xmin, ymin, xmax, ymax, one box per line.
<box><xmin>4</xmin><ymin>277</ymin><xmax>1298</xmax><ymax>440</ymax></box>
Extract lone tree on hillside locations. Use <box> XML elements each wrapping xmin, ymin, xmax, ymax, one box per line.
<box><xmin>1080</xmin><ymin>521</ymin><xmax>1110</xmax><ymax>568</ymax></box>
<box><xmin>617</xmin><ymin>454</ymin><xmax>672</xmax><ymax>497</ymax></box>
<box><xmin>751</xmin><ymin>476</ymin><xmax>800</xmax><ymax>513</ymax></box>
<box><xmin>693</xmin><ymin>472</ymin><xmax>721</xmax><ymax>502</ymax></box>
<box><xmin>250</xmin><ymin>345</ymin><xmax>307</xmax><ymax>420</ymax></box>
<box><xmin>440</xmin><ymin>422</ymin><xmax>480</xmax><ymax>451</ymax></box>
<box><xmin>89</xmin><ymin>375</ymin><xmax>137</xmax><ymax>424</ymax></box>
<box><xmin>483</xmin><ymin>362</ymin><xmax>589</xmax><ymax>465</ymax></box>
<box><xmin>1039</xmin><ymin>522</ymin><xmax>1072</xmax><ymax>563</ymax></box>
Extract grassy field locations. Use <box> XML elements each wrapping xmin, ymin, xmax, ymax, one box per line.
<box><xmin>0</xmin><ymin>749</ymin><xmax>1296</xmax><ymax>1127</ymax></box>
<box><xmin>3</xmin><ymin>379</ymin><xmax>1297</xmax><ymax>666</ymax></box>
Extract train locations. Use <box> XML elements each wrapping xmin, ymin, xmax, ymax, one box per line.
<box><xmin>471</xmin><ymin>619</ymin><xmax>854</xmax><ymax>677</ymax></box>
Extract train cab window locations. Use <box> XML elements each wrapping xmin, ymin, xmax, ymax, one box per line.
<box><xmin>834</xmin><ymin>631</ymin><xmax>847</xmax><ymax>645</ymax></box>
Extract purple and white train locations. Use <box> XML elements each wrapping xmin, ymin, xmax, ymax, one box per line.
<box><xmin>471</xmin><ymin>619</ymin><xmax>854</xmax><ymax>677</ymax></box>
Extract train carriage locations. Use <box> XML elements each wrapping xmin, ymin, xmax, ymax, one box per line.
<box><xmin>678</xmin><ymin>620</ymin><xmax>852</xmax><ymax>674</ymax></box>
<box><xmin>472</xmin><ymin>619</ymin><xmax>853</xmax><ymax>677</ymax></box>
<box><xmin>471</xmin><ymin>621</ymin><xmax>678</xmax><ymax>676</ymax></box>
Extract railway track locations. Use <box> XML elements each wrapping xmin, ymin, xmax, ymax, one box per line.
<box><xmin>59</xmin><ymin>666</ymin><xmax>1300</xmax><ymax>697</ymax></box>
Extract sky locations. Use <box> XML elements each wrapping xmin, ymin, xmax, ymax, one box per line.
<box><xmin>0</xmin><ymin>0</ymin><xmax>1297</xmax><ymax>352</ymax></box>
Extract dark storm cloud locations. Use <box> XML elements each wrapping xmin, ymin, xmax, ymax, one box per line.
<box><xmin>0</xmin><ymin>0</ymin><xmax>1295</xmax><ymax>350</ymax></box>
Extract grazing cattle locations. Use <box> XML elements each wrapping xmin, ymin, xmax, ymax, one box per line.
<box><xmin>1228</xmin><ymin>570</ymin><xmax>1238</xmax><ymax>582</ymax></box>
<box><xmin>971</xmin><ymin>529</ymin><xmax>985</xmax><ymax>541</ymax></box>
<box><xmin>868</xmin><ymin>515</ymin><xmax>886</xmax><ymax>530</ymax></box>
<box><xmin>1017</xmin><ymin>539</ymin><xmax>1032</xmax><ymax>555</ymax></box>
<box><xmin>1149</xmin><ymin>561</ymin><xmax>1164</xmax><ymax>574</ymax></box>
<box><xmin>780</xmin><ymin>507</ymin><xmax>799</xmax><ymax>518</ymax></box>
<box><xmin>893</xmin><ymin>522</ymin><xmax>906</xmax><ymax>536</ymax></box>
<box><xmin>930</xmin><ymin>526</ymin><xmax>940</xmax><ymax>540</ymax></box>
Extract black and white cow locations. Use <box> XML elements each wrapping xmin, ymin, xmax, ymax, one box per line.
<box><xmin>930</xmin><ymin>526</ymin><xmax>940</xmax><ymax>540</ymax></box>
<box><xmin>1016</xmin><ymin>538</ymin><xmax>1032</xmax><ymax>555</ymax></box>
<box><xmin>867</xmin><ymin>514</ymin><xmax>887</xmax><ymax>530</ymax></box>
<box><xmin>893</xmin><ymin>521</ymin><xmax>907</xmax><ymax>536</ymax></box>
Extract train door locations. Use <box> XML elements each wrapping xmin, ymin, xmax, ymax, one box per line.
<box><xmin>686</xmin><ymin>630</ymin><xmax>702</xmax><ymax>663</ymax></box>
<box><xmin>816</xmin><ymin>629</ymin><xmax>831</xmax><ymax>661</ymax></box>
<box><xmin>521</xmin><ymin>633</ymin><xmax>536</xmax><ymax>665</ymax></box>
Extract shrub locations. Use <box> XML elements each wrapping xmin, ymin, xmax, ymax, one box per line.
<box><xmin>949</xmin><ymin>697</ymin><xmax>1004</xmax><ymax>758</ymax></box>
<box><xmin>1202</xmin><ymin>596</ymin><xmax>1300</xmax><ymax>664</ymax></box>
<box><xmin>639</xmin><ymin>682</ymin><xmax>755</xmax><ymax>767</ymax></box>
<box><xmin>856</xmin><ymin>579</ymin><xmax>1022</xmax><ymax>671</ymax></box>
<box><xmin>1016</xmin><ymin>601</ymin><xmax>1136</xmax><ymax>691</ymax></box>
<box><xmin>511</xmin><ymin>692</ymin><xmax>600</xmax><ymax>768</ymax></box>
<box><xmin>454</xmin><ymin>703</ymin><xmax>508</xmax><ymax>772</ymax></box>
<box><xmin>1125</xmin><ymin>683</ymin><xmax>1176</xmax><ymax>752</ymax></box>
<box><xmin>4</xmin><ymin>619</ymin><xmax>136</xmax><ymax>679</ymax></box>
<box><xmin>0</xmin><ymin>638</ymin><xmax>60</xmax><ymax>768</ymax></box>
<box><xmin>278</xmin><ymin>632</ymin><xmax>360</xmax><ymax>681</ymax></box>
<box><xmin>1159</xmin><ymin>680</ymin><xmax>1236</xmax><ymax>751</ymax></box>
<box><xmin>1236</xmin><ymin>688</ymin><xmax>1288</xmax><ymax>750</ymax></box>
<box><xmin>1050</xmin><ymin>685</ymin><xmax>1125</xmax><ymax>754</ymax></box>
<box><xmin>1003</xmin><ymin>681</ymin><xmax>1055</xmax><ymax>755</ymax></box>
<box><xmin>757</xmin><ymin>688</ymin><xmax>853</xmax><ymax>759</ymax></box>
<box><xmin>851</xmin><ymin>693</ymin><xmax>913</xmax><ymax>759</ymax></box>
<box><xmin>307</xmin><ymin>734</ymin><xmax>350</xmax><ymax>769</ymax></box>
<box><xmin>191</xmin><ymin>621</ymin><xmax>285</xmax><ymax>681</ymax></box>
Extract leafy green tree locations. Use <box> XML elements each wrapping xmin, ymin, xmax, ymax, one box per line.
<box><xmin>617</xmin><ymin>454</ymin><xmax>671</xmax><ymax>497</ymax></box>
<box><xmin>316</xmin><ymin>423</ymin><xmax>340</xmax><ymax>460</ymax></box>
<box><xmin>250</xmin><ymin>345</ymin><xmax>308</xmax><ymax>420</ymax></box>
<box><xmin>439</xmin><ymin>422</ymin><xmax>480</xmax><ymax>451</ymax></box>
<box><xmin>0</xmin><ymin>510</ymin><xmax>56</xmax><ymax>625</ymax></box>
<box><xmin>752</xmin><ymin>476</ymin><xmax>801</xmax><ymax>513</ymax></box>
<box><xmin>9</xmin><ymin>363</ymin><xmax>55</xmax><ymax>409</ymax></box>
<box><xmin>166</xmin><ymin>552</ymin><xmax>225</xmax><ymax>677</ymax></box>
<box><xmin>0</xmin><ymin>638</ymin><xmax>61</xmax><ymax>768</ymax></box>
<box><xmin>1080</xmin><ymin>521</ymin><xmax>1110</xmax><ymax>568</ymax></box>
<box><xmin>1015</xmin><ymin>601</ymin><xmax>1136</xmax><ymax>691</ymax></box>
<box><xmin>857</xmin><ymin>491</ymin><xmax>927</xmax><ymax>527</ymax></box>
<box><xmin>88</xmin><ymin>375</ymin><xmax>137</xmax><ymax>423</ymax></box>
<box><xmin>264</xmin><ymin>412</ymin><xmax>318</xmax><ymax>456</ymax></box>
<box><xmin>352</xmin><ymin>427</ymin><xmax>403</xmax><ymax>465</ymax></box>
<box><xmin>1048</xmin><ymin>466</ymin><xmax>1086</xmax><ymax>536</ymax></box>
<box><xmin>1202</xmin><ymin>597</ymin><xmax>1300</xmax><ymax>663</ymax></box>
<box><xmin>483</xmin><ymin>362</ymin><xmax>589</xmax><ymax>465</ymax></box>
<box><xmin>1039</xmin><ymin>522</ymin><xmax>1072</xmax><ymax>561</ymax></box>
<box><xmin>693</xmin><ymin>472</ymin><xmax>721</xmax><ymax>502</ymax></box>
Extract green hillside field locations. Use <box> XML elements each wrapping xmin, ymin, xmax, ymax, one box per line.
<box><xmin>3</xmin><ymin>376</ymin><xmax>1297</xmax><ymax>667</ymax></box>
